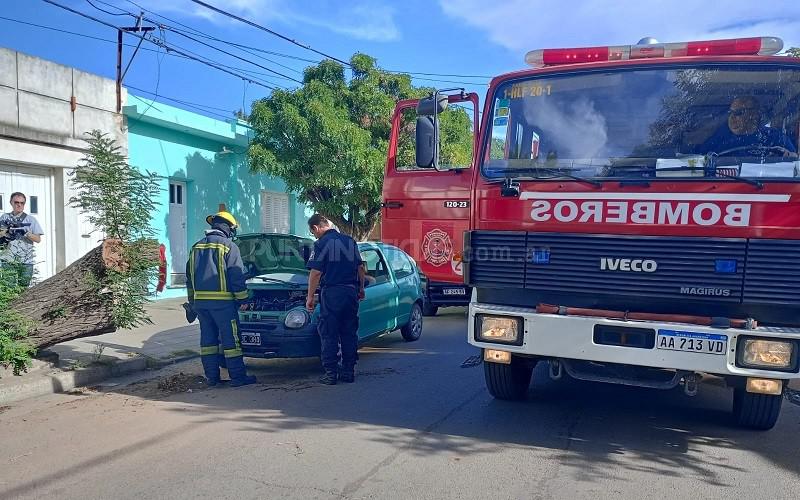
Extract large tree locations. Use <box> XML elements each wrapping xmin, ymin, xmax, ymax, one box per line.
<box><xmin>248</xmin><ymin>53</ymin><xmax>473</xmax><ymax>239</ymax></box>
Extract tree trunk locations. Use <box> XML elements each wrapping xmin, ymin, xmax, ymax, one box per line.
<box><xmin>11</xmin><ymin>240</ymin><xmax>149</xmax><ymax>350</ymax></box>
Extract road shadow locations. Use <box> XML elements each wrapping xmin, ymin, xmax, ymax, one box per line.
<box><xmin>102</xmin><ymin>307</ymin><xmax>800</xmax><ymax>486</ymax></box>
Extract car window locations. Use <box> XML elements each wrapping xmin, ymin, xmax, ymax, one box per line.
<box><xmin>360</xmin><ymin>249</ymin><xmax>391</xmax><ymax>286</ymax></box>
<box><xmin>383</xmin><ymin>247</ymin><xmax>415</xmax><ymax>280</ymax></box>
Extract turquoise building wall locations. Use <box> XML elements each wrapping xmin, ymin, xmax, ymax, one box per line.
<box><xmin>124</xmin><ymin>95</ymin><xmax>311</xmax><ymax>299</ymax></box>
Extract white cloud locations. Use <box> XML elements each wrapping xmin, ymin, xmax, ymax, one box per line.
<box><xmin>439</xmin><ymin>0</ymin><xmax>800</xmax><ymax>61</ymax></box>
<box><xmin>128</xmin><ymin>0</ymin><xmax>399</xmax><ymax>42</ymax></box>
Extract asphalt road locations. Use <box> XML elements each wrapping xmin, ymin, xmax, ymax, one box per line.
<box><xmin>1</xmin><ymin>308</ymin><xmax>799</xmax><ymax>500</ymax></box>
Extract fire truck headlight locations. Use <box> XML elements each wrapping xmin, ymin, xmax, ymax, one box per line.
<box><xmin>738</xmin><ymin>337</ymin><xmax>796</xmax><ymax>370</ymax></box>
<box><xmin>475</xmin><ymin>315</ymin><xmax>523</xmax><ymax>345</ymax></box>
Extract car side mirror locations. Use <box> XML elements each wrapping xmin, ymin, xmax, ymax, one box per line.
<box><xmin>416</xmin><ymin>116</ymin><xmax>437</xmax><ymax>168</ymax></box>
<box><xmin>415</xmin><ymin>95</ymin><xmax>448</xmax><ymax>170</ymax></box>
<box><xmin>301</xmin><ymin>245</ymin><xmax>311</xmax><ymax>263</ymax></box>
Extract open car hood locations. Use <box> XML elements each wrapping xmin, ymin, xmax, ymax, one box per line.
<box><xmin>246</xmin><ymin>271</ymin><xmax>309</xmax><ymax>288</ymax></box>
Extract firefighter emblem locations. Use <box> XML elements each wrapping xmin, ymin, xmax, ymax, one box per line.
<box><xmin>422</xmin><ymin>228</ymin><xmax>453</xmax><ymax>267</ymax></box>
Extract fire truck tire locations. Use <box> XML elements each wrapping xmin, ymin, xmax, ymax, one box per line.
<box><xmin>732</xmin><ymin>388</ymin><xmax>782</xmax><ymax>430</ymax></box>
<box><xmin>422</xmin><ymin>302</ymin><xmax>438</xmax><ymax>317</ymax></box>
<box><xmin>400</xmin><ymin>303</ymin><xmax>424</xmax><ymax>342</ymax></box>
<box><xmin>484</xmin><ymin>355</ymin><xmax>534</xmax><ymax>400</ymax></box>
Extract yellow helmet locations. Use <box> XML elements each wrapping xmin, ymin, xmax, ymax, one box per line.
<box><xmin>206</xmin><ymin>211</ymin><xmax>238</xmax><ymax>228</ymax></box>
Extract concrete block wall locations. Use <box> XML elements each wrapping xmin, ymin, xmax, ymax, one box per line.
<box><xmin>0</xmin><ymin>47</ymin><xmax>126</xmax><ymax>148</ymax></box>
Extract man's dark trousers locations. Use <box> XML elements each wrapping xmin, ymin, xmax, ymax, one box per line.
<box><xmin>318</xmin><ymin>285</ymin><xmax>359</xmax><ymax>374</ymax></box>
<box><xmin>195</xmin><ymin>304</ymin><xmax>248</xmax><ymax>383</ymax></box>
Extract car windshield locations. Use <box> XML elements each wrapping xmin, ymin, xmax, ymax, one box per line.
<box><xmin>236</xmin><ymin>235</ymin><xmax>312</xmax><ymax>274</ymax></box>
<box><xmin>484</xmin><ymin>64</ymin><xmax>800</xmax><ymax>180</ymax></box>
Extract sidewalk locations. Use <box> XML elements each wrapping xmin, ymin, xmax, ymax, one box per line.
<box><xmin>48</xmin><ymin>298</ymin><xmax>199</xmax><ymax>366</ymax></box>
<box><xmin>0</xmin><ymin>298</ymin><xmax>199</xmax><ymax>404</ymax></box>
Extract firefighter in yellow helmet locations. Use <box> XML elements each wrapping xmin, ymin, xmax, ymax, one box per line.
<box><xmin>185</xmin><ymin>211</ymin><xmax>256</xmax><ymax>387</ymax></box>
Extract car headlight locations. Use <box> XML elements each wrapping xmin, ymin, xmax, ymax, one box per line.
<box><xmin>475</xmin><ymin>315</ymin><xmax>523</xmax><ymax>345</ymax></box>
<box><xmin>737</xmin><ymin>337</ymin><xmax>796</xmax><ymax>370</ymax></box>
<box><xmin>284</xmin><ymin>309</ymin><xmax>308</xmax><ymax>329</ymax></box>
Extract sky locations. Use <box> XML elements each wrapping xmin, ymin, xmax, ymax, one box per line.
<box><xmin>1</xmin><ymin>0</ymin><xmax>799</xmax><ymax>121</ymax></box>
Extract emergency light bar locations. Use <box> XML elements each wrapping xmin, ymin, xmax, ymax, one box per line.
<box><xmin>524</xmin><ymin>36</ymin><xmax>784</xmax><ymax>67</ymax></box>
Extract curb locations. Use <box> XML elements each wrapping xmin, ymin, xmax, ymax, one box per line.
<box><xmin>0</xmin><ymin>356</ymin><xmax>148</xmax><ymax>405</ymax></box>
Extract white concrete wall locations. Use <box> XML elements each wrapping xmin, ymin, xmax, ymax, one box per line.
<box><xmin>0</xmin><ymin>47</ymin><xmax>125</xmax><ymax>277</ymax></box>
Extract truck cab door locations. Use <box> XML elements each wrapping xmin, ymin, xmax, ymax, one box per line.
<box><xmin>381</xmin><ymin>92</ymin><xmax>480</xmax><ymax>299</ymax></box>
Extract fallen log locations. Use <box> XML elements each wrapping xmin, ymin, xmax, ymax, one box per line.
<box><xmin>11</xmin><ymin>239</ymin><xmax>159</xmax><ymax>350</ymax></box>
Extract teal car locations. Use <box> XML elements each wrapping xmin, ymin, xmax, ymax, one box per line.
<box><xmin>234</xmin><ymin>233</ymin><xmax>425</xmax><ymax>358</ymax></box>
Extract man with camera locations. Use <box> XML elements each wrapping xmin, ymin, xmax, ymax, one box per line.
<box><xmin>0</xmin><ymin>192</ymin><xmax>44</xmax><ymax>287</ymax></box>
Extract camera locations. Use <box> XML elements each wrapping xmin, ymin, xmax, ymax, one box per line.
<box><xmin>0</xmin><ymin>219</ymin><xmax>31</xmax><ymax>246</ymax></box>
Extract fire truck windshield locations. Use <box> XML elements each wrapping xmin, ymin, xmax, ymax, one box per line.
<box><xmin>484</xmin><ymin>64</ymin><xmax>800</xmax><ymax>181</ymax></box>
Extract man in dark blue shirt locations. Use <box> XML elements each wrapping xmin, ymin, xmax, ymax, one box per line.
<box><xmin>702</xmin><ymin>96</ymin><xmax>796</xmax><ymax>156</ymax></box>
<box><xmin>305</xmin><ymin>214</ymin><xmax>365</xmax><ymax>385</ymax></box>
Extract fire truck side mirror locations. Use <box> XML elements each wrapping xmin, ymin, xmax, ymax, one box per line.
<box><xmin>416</xmin><ymin>116</ymin><xmax>438</xmax><ymax>168</ymax></box>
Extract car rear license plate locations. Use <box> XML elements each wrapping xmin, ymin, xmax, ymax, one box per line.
<box><xmin>656</xmin><ymin>329</ymin><xmax>727</xmax><ymax>355</ymax></box>
<box><xmin>241</xmin><ymin>333</ymin><xmax>261</xmax><ymax>346</ymax></box>
<box><xmin>442</xmin><ymin>287</ymin><xmax>466</xmax><ymax>296</ymax></box>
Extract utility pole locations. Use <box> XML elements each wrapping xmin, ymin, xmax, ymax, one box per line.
<box><xmin>116</xmin><ymin>13</ymin><xmax>155</xmax><ymax>113</ymax></box>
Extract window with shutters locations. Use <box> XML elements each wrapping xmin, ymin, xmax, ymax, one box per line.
<box><xmin>260</xmin><ymin>191</ymin><xmax>290</xmax><ymax>234</ymax></box>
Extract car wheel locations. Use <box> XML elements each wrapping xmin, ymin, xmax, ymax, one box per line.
<box><xmin>484</xmin><ymin>355</ymin><xmax>534</xmax><ymax>400</ymax></box>
<box><xmin>732</xmin><ymin>388</ymin><xmax>782</xmax><ymax>430</ymax></box>
<box><xmin>422</xmin><ymin>302</ymin><xmax>438</xmax><ymax>317</ymax></box>
<box><xmin>401</xmin><ymin>303</ymin><xmax>423</xmax><ymax>341</ymax></box>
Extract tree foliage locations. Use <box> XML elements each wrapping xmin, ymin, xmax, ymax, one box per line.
<box><xmin>788</xmin><ymin>47</ymin><xmax>800</xmax><ymax>58</ymax></box>
<box><xmin>69</xmin><ymin>131</ymin><xmax>161</xmax><ymax>329</ymax></box>
<box><xmin>248</xmin><ymin>53</ymin><xmax>474</xmax><ymax>239</ymax></box>
<box><xmin>0</xmin><ymin>266</ymin><xmax>35</xmax><ymax>376</ymax></box>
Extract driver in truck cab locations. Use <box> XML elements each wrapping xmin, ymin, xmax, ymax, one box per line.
<box><xmin>700</xmin><ymin>96</ymin><xmax>796</xmax><ymax>156</ymax></box>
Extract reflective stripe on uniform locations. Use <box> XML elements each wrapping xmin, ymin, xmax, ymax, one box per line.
<box><xmin>223</xmin><ymin>348</ymin><xmax>243</xmax><ymax>358</ymax></box>
<box><xmin>200</xmin><ymin>345</ymin><xmax>220</xmax><ymax>356</ymax></box>
<box><xmin>193</xmin><ymin>291</ymin><xmax>234</xmax><ymax>300</ymax></box>
<box><xmin>233</xmin><ymin>290</ymin><xmax>248</xmax><ymax>300</ymax></box>
<box><xmin>218</xmin><ymin>250</ymin><xmax>227</xmax><ymax>294</ymax></box>
<box><xmin>193</xmin><ymin>243</ymin><xmax>230</xmax><ymax>253</ymax></box>
<box><xmin>230</xmin><ymin>319</ymin><xmax>241</xmax><ymax>350</ymax></box>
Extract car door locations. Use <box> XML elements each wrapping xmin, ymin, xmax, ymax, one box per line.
<box><xmin>380</xmin><ymin>245</ymin><xmax>421</xmax><ymax>327</ymax></box>
<box><xmin>358</xmin><ymin>247</ymin><xmax>399</xmax><ymax>338</ymax></box>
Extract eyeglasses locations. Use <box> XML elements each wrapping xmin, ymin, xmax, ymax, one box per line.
<box><xmin>728</xmin><ymin>107</ymin><xmax>758</xmax><ymax>117</ymax></box>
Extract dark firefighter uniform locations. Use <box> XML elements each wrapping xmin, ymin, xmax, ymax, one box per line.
<box><xmin>306</xmin><ymin>229</ymin><xmax>363</xmax><ymax>380</ymax></box>
<box><xmin>186</xmin><ymin>211</ymin><xmax>256</xmax><ymax>387</ymax></box>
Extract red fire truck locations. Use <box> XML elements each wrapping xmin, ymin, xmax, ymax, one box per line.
<box><xmin>382</xmin><ymin>36</ymin><xmax>800</xmax><ymax>429</ymax></box>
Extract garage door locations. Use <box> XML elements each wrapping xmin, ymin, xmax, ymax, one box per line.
<box><xmin>0</xmin><ymin>165</ymin><xmax>55</xmax><ymax>281</ymax></box>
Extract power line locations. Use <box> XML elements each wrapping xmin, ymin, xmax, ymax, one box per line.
<box><xmin>41</xmin><ymin>0</ymin><xmax>278</xmax><ymax>90</ymax></box>
<box><xmin>126</xmin><ymin>85</ymin><xmax>236</xmax><ymax>120</ymax></box>
<box><xmin>108</xmin><ymin>0</ymin><xmax>319</xmax><ymax>64</ymax></box>
<box><xmin>155</xmin><ymin>22</ymin><xmax>303</xmax><ymax>83</ymax></box>
<box><xmin>88</xmin><ymin>0</ymin><xmax>304</xmax><ymax>82</ymax></box>
<box><xmin>85</xmin><ymin>0</ymin><xmax>127</xmax><ymax>16</ymax></box>
<box><xmin>187</xmin><ymin>0</ymin><xmax>351</xmax><ymax>66</ymax></box>
<box><xmin>91</xmin><ymin>0</ymin><xmax>491</xmax><ymax>83</ymax></box>
<box><xmin>0</xmin><ymin>15</ymin><xmax>286</xmax><ymax>86</ymax></box>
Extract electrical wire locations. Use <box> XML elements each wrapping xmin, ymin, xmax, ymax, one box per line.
<box><xmin>136</xmin><ymin>25</ymin><xmax>166</xmax><ymax>119</ymax></box>
<box><xmin>187</xmin><ymin>0</ymin><xmax>351</xmax><ymax>66</ymax></box>
<box><xmin>41</xmin><ymin>0</ymin><xmax>278</xmax><ymax>90</ymax></box>
<box><xmin>85</xmin><ymin>0</ymin><xmax>127</xmax><ymax>16</ymax></box>
<box><xmin>119</xmin><ymin>0</ymin><xmax>320</xmax><ymax>63</ymax></box>
<box><xmin>126</xmin><ymin>85</ymin><xmax>235</xmax><ymax>120</ymax></box>
<box><xmin>88</xmin><ymin>0</ymin><xmax>305</xmax><ymax>81</ymax></box>
<box><xmin>92</xmin><ymin>0</ymin><xmax>492</xmax><ymax>83</ymax></box>
<box><xmin>0</xmin><ymin>15</ymin><xmax>287</xmax><ymax>87</ymax></box>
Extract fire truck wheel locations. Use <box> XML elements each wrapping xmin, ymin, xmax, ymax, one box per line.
<box><xmin>484</xmin><ymin>355</ymin><xmax>534</xmax><ymax>400</ymax></box>
<box><xmin>422</xmin><ymin>302</ymin><xmax>438</xmax><ymax>317</ymax></box>
<box><xmin>732</xmin><ymin>388</ymin><xmax>783</xmax><ymax>430</ymax></box>
<box><xmin>401</xmin><ymin>303</ymin><xmax>424</xmax><ymax>342</ymax></box>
